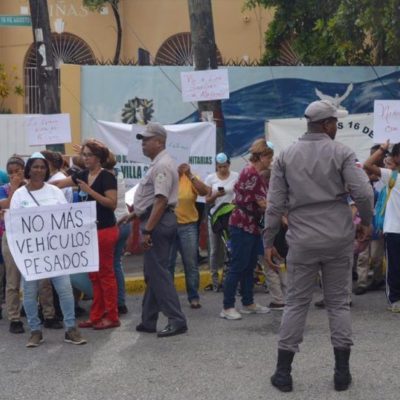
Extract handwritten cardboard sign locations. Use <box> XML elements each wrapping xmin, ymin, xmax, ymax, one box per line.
<box><xmin>4</xmin><ymin>202</ymin><xmax>99</xmax><ymax>281</ymax></box>
<box><xmin>25</xmin><ymin>113</ymin><xmax>72</xmax><ymax>146</ymax></box>
<box><xmin>180</xmin><ymin>69</ymin><xmax>230</xmax><ymax>102</ymax></box>
<box><xmin>373</xmin><ymin>100</ymin><xmax>400</xmax><ymax>143</ymax></box>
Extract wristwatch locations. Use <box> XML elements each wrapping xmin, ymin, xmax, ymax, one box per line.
<box><xmin>141</xmin><ymin>228</ymin><xmax>152</xmax><ymax>235</ymax></box>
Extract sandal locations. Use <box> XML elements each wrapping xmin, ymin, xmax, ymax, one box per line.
<box><xmin>78</xmin><ymin>320</ymin><xmax>94</xmax><ymax>328</ymax></box>
<box><xmin>93</xmin><ymin>319</ymin><xmax>121</xmax><ymax>330</ymax></box>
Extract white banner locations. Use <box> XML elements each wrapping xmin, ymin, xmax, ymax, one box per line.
<box><xmin>373</xmin><ymin>100</ymin><xmax>400</xmax><ymax>143</ymax></box>
<box><xmin>4</xmin><ymin>202</ymin><xmax>99</xmax><ymax>281</ymax></box>
<box><xmin>267</xmin><ymin>113</ymin><xmax>374</xmax><ymax>162</ymax></box>
<box><xmin>96</xmin><ymin>121</ymin><xmax>216</xmax><ymax>188</ymax></box>
<box><xmin>180</xmin><ymin>69</ymin><xmax>230</xmax><ymax>102</ymax></box>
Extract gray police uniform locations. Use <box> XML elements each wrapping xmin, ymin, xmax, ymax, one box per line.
<box><xmin>264</xmin><ymin>133</ymin><xmax>373</xmax><ymax>352</ymax></box>
<box><xmin>134</xmin><ymin>149</ymin><xmax>186</xmax><ymax>329</ymax></box>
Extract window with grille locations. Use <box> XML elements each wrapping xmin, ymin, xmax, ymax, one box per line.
<box><xmin>154</xmin><ymin>32</ymin><xmax>222</xmax><ymax>66</ymax></box>
<box><xmin>24</xmin><ymin>32</ymin><xmax>96</xmax><ymax>114</ymax></box>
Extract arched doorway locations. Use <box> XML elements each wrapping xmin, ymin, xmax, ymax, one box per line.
<box><xmin>24</xmin><ymin>32</ymin><xmax>96</xmax><ymax>113</ymax></box>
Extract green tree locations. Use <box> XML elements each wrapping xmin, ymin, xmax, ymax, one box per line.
<box><xmin>83</xmin><ymin>0</ymin><xmax>122</xmax><ymax>64</ymax></box>
<box><xmin>244</xmin><ymin>0</ymin><xmax>400</xmax><ymax>65</ymax></box>
<box><xmin>0</xmin><ymin>64</ymin><xmax>23</xmax><ymax>114</ymax></box>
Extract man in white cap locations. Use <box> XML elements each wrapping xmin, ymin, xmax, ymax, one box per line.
<box><xmin>263</xmin><ymin>100</ymin><xmax>374</xmax><ymax>392</ymax></box>
<box><xmin>122</xmin><ymin>122</ymin><xmax>187</xmax><ymax>337</ymax></box>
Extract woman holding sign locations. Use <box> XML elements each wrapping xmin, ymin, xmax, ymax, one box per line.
<box><xmin>10</xmin><ymin>152</ymin><xmax>87</xmax><ymax>348</ymax></box>
<box><xmin>54</xmin><ymin>140</ymin><xmax>120</xmax><ymax>330</ymax></box>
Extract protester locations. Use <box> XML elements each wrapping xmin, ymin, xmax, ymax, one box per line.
<box><xmin>103</xmin><ymin>152</ymin><xmax>131</xmax><ymax>314</ymax></box>
<box><xmin>10</xmin><ymin>152</ymin><xmax>86</xmax><ymax>347</ymax></box>
<box><xmin>121</xmin><ymin>122</ymin><xmax>187</xmax><ymax>337</ymax></box>
<box><xmin>41</xmin><ymin>150</ymin><xmax>73</xmax><ymax>203</ymax></box>
<box><xmin>264</xmin><ymin>100</ymin><xmax>373</xmax><ymax>392</ymax></box>
<box><xmin>363</xmin><ymin>141</ymin><xmax>400</xmax><ymax>313</ymax></box>
<box><xmin>55</xmin><ymin>140</ymin><xmax>120</xmax><ymax>329</ymax></box>
<box><xmin>0</xmin><ymin>156</ymin><xmax>63</xmax><ymax>333</ymax></box>
<box><xmin>0</xmin><ymin>157</ymin><xmax>25</xmax><ymax>329</ymax></box>
<box><xmin>168</xmin><ymin>163</ymin><xmax>209</xmax><ymax>308</ymax></box>
<box><xmin>354</xmin><ymin>145</ymin><xmax>385</xmax><ymax>295</ymax></box>
<box><xmin>220</xmin><ymin>138</ymin><xmax>272</xmax><ymax>320</ymax></box>
<box><xmin>205</xmin><ymin>153</ymin><xmax>238</xmax><ymax>291</ymax></box>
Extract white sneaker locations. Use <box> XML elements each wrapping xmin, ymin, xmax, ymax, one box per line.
<box><xmin>220</xmin><ymin>308</ymin><xmax>242</xmax><ymax>320</ymax></box>
<box><xmin>241</xmin><ymin>303</ymin><xmax>270</xmax><ymax>314</ymax></box>
<box><xmin>387</xmin><ymin>301</ymin><xmax>400</xmax><ymax>313</ymax></box>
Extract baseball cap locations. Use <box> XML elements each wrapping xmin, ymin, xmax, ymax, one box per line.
<box><xmin>216</xmin><ymin>152</ymin><xmax>229</xmax><ymax>164</ymax></box>
<box><xmin>304</xmin><ymin>100</ymin><xmax>348</xmax><ymax>122</ymax></box>
<box><xmin>136</xmin><ymin>122</ymin><xmax>167</xmax><ymax>140</ymax></box>
<box><xmin>30</xmin><ymin>152</ymin><xmax>46</xmax><ymax>160</ymax></box>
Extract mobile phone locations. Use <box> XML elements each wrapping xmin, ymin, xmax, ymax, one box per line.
<box><xmin>217</xmin><ymin>186</ymin><xmax>224</xmax><ymax>192</ymax></box>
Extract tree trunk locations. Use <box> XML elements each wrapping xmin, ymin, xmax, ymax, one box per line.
<box><xmin>111</xmin><ymin>1</ymin><xmax>122</xmax><ymax>65</ymax></box>
<box><xmin>29</xmin><ymin>0</ymin><xmax>65</xmax><ymax>153</ymax></box>
<box><xmin>188</xmin><ymin>0</ymin><xmax>225</xmax><ymax>153</ymax></box>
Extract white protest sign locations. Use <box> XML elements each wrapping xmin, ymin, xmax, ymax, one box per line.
<box><xmin>267</xmin><ymin>113</ymin><xmax>374</xmax><ymax>162</ymax></box>
<box><xmin>373</xmin><ymin>100</ymin><xmax>400</xmax><ymax>143</ymax></box>
<box><xmin>180</xmin><ymin>69</ymin><xmax>230</xmax><ymax>102</ymax></box>
<box><xmin>25</xmin><ymin>113</ymin><xmax>72</xmax><ymax>146</ymax></box>
<box><xmin>4</xmin><ymin>202</ymin><xmax>99</xmax><ymax>281</ymax></box>
<box><xmin>96</xmin><ymin>121</ymin><xmax>216</xmax><ymax>188</ymax></box>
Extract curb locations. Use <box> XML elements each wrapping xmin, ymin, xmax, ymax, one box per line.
<box><xmin>125</xmin><ymin>270</ymin><xmax>212</xmax><ymax>295</ymax></box>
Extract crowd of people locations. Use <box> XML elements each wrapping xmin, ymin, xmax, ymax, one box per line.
<box><xmin>0</xmin><ymin>101</ymin><xmax>398</xmax><ymax>393</ymax></box>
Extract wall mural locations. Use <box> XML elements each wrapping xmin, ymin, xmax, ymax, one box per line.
<box><xmin>80</xmin><ymin>66</ymin><xmax>400</xmax><ymax>157</ymax></box>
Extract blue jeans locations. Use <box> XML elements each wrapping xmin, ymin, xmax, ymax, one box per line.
<box><xmin>168</xmin><ymin>222</ymin><xmax>200</xmax><ymax>302</ymax></box>
<box><xmin>223</xmin><ymin>226</ymin><xmax>259</xmax><ymax>309</ymax></box>
<box><xmin>22</xmin><ymin>275</ymin><xmax>75</xmax><ymax>332</ymax></box>
<box><xmin>114</xmin><ymin>222</ymin><xmax>131</xmax><ymax>306</ymax></box>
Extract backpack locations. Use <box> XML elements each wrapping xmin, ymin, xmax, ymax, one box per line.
<box><xmin>373</xmin><ymin>170</ymin><xmax>398</xmax><ymax>234</ymax></box>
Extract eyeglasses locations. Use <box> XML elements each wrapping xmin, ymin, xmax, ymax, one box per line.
<box><xmin>82</xmin><ymin>152</ymin><xmax>95</xmax><ymax>158</ymax></box>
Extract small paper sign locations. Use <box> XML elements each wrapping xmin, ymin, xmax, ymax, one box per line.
<box><xmin>373</xmin><ymin>100</ymin><xmax>400</xmax><ymax>143</ymax></box>
<box><xmin>180</xmin><ymin>69</ymin><xmax>230</xmax><ymax>102</ymax></box>
<box><xmin>25</xmin><ymin>114</ymin><xmax>72</xmax><ymax>146</ymax></box>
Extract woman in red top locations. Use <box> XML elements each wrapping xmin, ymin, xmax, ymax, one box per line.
<box><xmin>220</xmin><ymin>139</ymin><xmax>274</xmax><ymax>320</ymax></box>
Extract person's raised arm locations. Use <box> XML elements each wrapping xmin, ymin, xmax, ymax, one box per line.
<box><xmin>363</xmin><ymin>140</ymin><xmax>389</xmax><ymax>177</ymax></box>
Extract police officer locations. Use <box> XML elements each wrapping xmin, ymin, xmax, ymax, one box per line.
<box><xmin>264</xmin><ymin>100</ymin><xmax>373</xmax><ymax>392</ymax></box>
<box><xmin>122</xmin><ymin>122</ymin><xmax>187</xmax><ymax>337</ymax></box>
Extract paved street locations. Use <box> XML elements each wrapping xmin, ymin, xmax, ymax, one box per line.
<box><xmin>0</xmin><ymin>287</ymin><xmax>398</xmax><ymax>400</ymax></box>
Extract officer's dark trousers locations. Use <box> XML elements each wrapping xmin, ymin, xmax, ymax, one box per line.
<box><xmin>140</xmin><ymin>211</ymin><xmax>186</xmax><ymax>329</ymax></box>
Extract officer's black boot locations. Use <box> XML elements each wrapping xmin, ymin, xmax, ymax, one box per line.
<box><xmin>271</xmin><ymin>349</ymin><xmax>295</xmax><ymax>392</ymax></box>
<box><xmin>333</xmin><ymin>347</ymin><xmax>352</xmax><ymax>391</ymax></box>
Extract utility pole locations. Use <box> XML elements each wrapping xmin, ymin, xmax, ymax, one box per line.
<box><xmin>29</xmin><ymin>0</ymin><xmax>65</xmax><ymax>153</ymax></box>
<box><xmin>188</xmin><ymin>0</ymin><xmax>225</xmax><ymax>153</ymax></box>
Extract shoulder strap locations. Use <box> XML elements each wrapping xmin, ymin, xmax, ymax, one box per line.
<box><xmin>381</xmin><ymin>170</ymin><xmax>398</xmax><ymax>216</ymax></box>
<box><xmin>25</xmin><ymin>187</ymin><xmax>40</xmax><ymax>206</ymax></box>
<box><xmin>389</xmin><ymin>170</ymin><xmax>398</xmax><ymax>189</ymax></box>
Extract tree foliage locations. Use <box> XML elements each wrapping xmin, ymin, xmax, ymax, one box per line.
<box><xmin>82</xmin><ymin>0</ymin><xmax>122</xmax><ymax>64</ymax></box>
<box><xmin>244</xmin><ymin>0</ymin><xmax>400</xmax><ymax>65</ymax></box>
<box><xmin>0</xmin><ymin>64</ymin><xmax>23</xmax><ymax>114</ymax></box>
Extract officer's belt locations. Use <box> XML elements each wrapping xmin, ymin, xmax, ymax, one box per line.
<box><xmin>138</xmin><ymin>204</ymin><xmax>175</xmax><ymax>221</ymax></box>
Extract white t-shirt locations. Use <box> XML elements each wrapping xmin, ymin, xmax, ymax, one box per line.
<box><xmin>380</xmin><ymin>168</ymin><xmax>400</xmax><ymax>233</ymax></box>
<box><xmin>49</xmin><ymin>171</ymin><xmax>73</xmax><ymax>203</ymax></box>
<box><xmin>204</xmin><ymin>171</ymin><xmax>239</xmax><ymax>215</ymax></box>
<box><xmin>114</xmin><ymin>171</ymin><xmax>129</xmax><ymax>221</ymax></box>
<box><xmin>11</xmin><ymin>183</ymin><xmax>68</xmax><ymax>210</ymax></box>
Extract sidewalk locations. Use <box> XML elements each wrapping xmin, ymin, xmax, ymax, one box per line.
<box><xmin>122</xmin><ymin>252</ymin><xmax>213</xmax><ymax>294</ymax></box>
